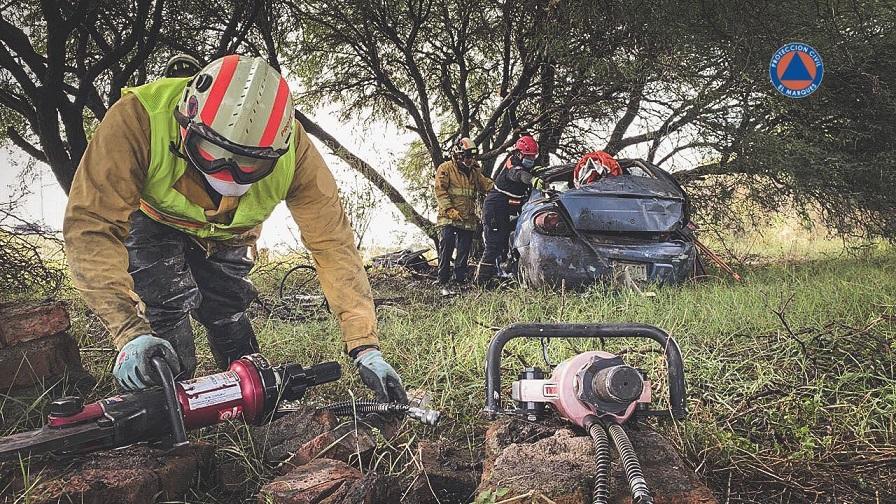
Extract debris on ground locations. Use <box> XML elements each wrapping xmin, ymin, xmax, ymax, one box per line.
<box><xmin>0</xmin><ymin>442</ymin><xmax>214</xmax><ymax>504</ymax></box>
<box><xmin>370</xmin><ymin>248</ymin><xmax>435</xmax><ymax>277</ymax></box>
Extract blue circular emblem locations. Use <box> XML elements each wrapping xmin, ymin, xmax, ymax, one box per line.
<box><xmin>769</xmin><ymin>42</ymin><xmax>823</xmax><ymax>98</ymax></box>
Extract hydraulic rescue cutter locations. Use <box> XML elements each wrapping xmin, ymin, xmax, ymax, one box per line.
<box><xmin>0</xmin><ymin>353</ymin><xmax>439</xmax><ymax>461</ymax></box>
<box><xmin>484</xmin><ymin>323</ymin><xmax>687</xmax><ymax>504</ymax></box>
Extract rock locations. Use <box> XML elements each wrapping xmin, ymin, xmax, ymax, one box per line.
<box><xmin>252</xmin><ymin>407</ymin><xmax>339</xmax><ymax>462</ymax></box>
<box><xmin>283</xmin><ymin>420</ymin><xmax>377</xmax><ymax>470</ymax></box>
<box><xmin>341</xmin><ymin>471</ymin><xmax>402</xmax><ymax>503</ymax></box>
<box><xmin>0</xmin><ymin>301</ymin><xmax>90</xmax><ymax>392</ymax></box>
<box><xmin>606</xmin><ymin>426</ymin><xmax>717</xmax><ymax>504</ymax></box>
<box><xmin>481</xmin><ymin>427</ymin><xmax>597</xmax><ymax>503</ymax></box>
<box><xmin>259</xmin><ymin>458</ymin><xmax>398</xmax><ymax>503</ymax></box>
<box><xmin>0</xmin><ymin>332</ymin><xmax>89</xmax><ymax>390</ymax></box>
<box><xmin>405</xmin><ymin>440</ymin><xmax>480</xmax><ymax>504</ymax></box>
<box><xmin>480</xmin><ymin>415</ymin><xmax>561</xmax><ymax>482</ymax></box>
<box><xmin>0</xmin><ymin>442</ymin><xmax>214</xmax><ymax>504</ymax></box>
<box><xmin>477</xmin><ymin>417</ymin><xmax>717</xmax><ymax>504</ymax></box>
<box><xmin>0</xmin><ymin>301</ymin><xmax>70</xmax><ymax>348</ymax></box>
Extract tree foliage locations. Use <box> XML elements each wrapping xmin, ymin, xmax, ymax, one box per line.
<box><xmin>1</xmin><ymin>0</ymin><xmax>895</xmax><ymax>240</ymax></box>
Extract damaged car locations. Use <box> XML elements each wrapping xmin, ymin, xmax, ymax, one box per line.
<box><xmin>508</xmin><ymin>158</ymin><xmax>698</xmax><ymax>289</ymax></box>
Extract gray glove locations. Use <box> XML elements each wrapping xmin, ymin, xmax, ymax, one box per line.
<box><xmin>113</xmin><ymin>334</ymin><xmax>182</xmax><ymax>391</ymax></box>
<box><xmin>354</xmin><ymin>349</ymin><xmax>408</xmax><ymax>403</ymax></box>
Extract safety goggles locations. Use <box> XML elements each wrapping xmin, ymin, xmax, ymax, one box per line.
<box><xmin>457</xmin><ymin>148</ymin><xmax>479</xmax><ymax>159</ymax></box>
<box><xmin>174</xmin><ymin>110</ymin><xmax>288</xmax><ymax>184</ymax></box>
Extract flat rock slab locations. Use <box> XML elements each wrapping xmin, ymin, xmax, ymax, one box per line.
<box><xmin>0</xmin><ymin>442</ymin><xmax>213</xmax><ymax>504</ymax></box>
<box><xmin>281</xmin><ymin>421</ymin><xmax>377</xmax><ymax>470</ymax></box>
<box><xmin>0</xmin><ymin>301</ymin><xmax>90</xmax><ymax>392</ymax></box>
<box><xmin>252</xmin><ymin>408</ymin><xmax>339</xmax><ymax>463</ymax></box>
<box><xmin>0</xmin><ymin>301</ymin><xmax>70</xmax><ymax>348</ymax></box>
<box><xmin>478</xmin><ymin>417</ymin><xmax>717</xmax><ymax>504</ymax></box>
<box><xmin>259</xmin><ymin>458</ymin><xmax>399</xmax><ymax>503</ymax></box>
<box><xmin>0</xmin><ymin>332</ymin><xmax>89</xmax><ymax>390</ymax></box>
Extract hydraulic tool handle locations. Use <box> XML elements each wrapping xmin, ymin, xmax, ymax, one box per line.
<box><xmin>278</xmin><ymin>361</ymin><xmax>342</xmax><ymax>403</ymax></box>
<box><xmin>304</xmin><ymin>361</ymin><xmax>342</xmax><ymax>386</ymax></box>
<box><xmin>483</xmin><ymin>323</ymin><xmax>686</xmax><ymax>420</ymax></box>
<box><xmin>151</xmin><ymin>356</ymin><xmax>188</xmax><ymax>447</ymax></box>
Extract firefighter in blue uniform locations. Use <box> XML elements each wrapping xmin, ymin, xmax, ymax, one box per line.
<box><xmin>474</xmin><ymin>135</ymin><xmax>544</xmax><ymax>285</ymax></box>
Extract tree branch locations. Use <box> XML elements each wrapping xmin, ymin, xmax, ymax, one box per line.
<box><xmin>6</xmin><ymin>127</ymin><xmax>46</xmax><ymax>162</ymax></box>
<box><xmin>294</xmin><ymin>109</ymin><xmax>438</xmax><ymax>244</ymax></box>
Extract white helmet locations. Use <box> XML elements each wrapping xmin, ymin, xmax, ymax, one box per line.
<box><xmin>175</xmin><ymin>55</ymin><xmax>294</xmax><ymax>195</ymax></box>
<box><xmin>164</xmin><ymin>54</ymin><xmax>201</xmax><ymax>78</ymax></box>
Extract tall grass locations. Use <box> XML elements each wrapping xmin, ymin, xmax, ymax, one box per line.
<box><xmin>3</xmin><ymin>225</ymin><xmax>893</xmax><ymax>503</ymax></box>
<box><xmin>245</xmin><ymin>242</ymin><xmax>896</xmax><ymax>502</ymax></box>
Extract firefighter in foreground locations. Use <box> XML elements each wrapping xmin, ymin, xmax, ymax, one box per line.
<box><xmin>434</xmin><ymin>137</ymin><xmax>494</xmax><ymax>294</ymax></box>
<box><xmin>474</xmin><ymin>135</ymin><xmax>544</xmax><ymax>285</ymax></box>
<box><xmin>63</xmin><ymin>55</ymin><xmax>406</xmax><ymax>403</ymax></box>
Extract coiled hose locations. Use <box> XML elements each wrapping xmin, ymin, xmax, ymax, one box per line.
<box><xmin>323</xmin><ymin>400</ymin><xmax>440</xmax><ymax>426</ymax></box>
<box><xmin>587</xmin><ymin>420</ymin><xmax>611</xmax><ymax>504</ymax></box>
<box><xmin>607</xmin><ymin>423</ymin><xmax>654</xmax><ymax>504</ymax></box>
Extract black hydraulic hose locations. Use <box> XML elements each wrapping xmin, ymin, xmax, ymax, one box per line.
<box><xmin>326</xmin><ymin>400</ymin><xmax>403</xmax><ymax>416</ymax></box>
<box><xmin>607</xmin><ymin>423</ymin><xmax>653</xmax><ymax>504</ymax></box>
<box><xmin>584</xmin><ymin>416</ymin><xmax>611</xmax><ymax>504</ymax></box>
<box><xmin>322</xmin><ymin>400</ymin><xmax>440</xmax><ymax>426</ymax></box>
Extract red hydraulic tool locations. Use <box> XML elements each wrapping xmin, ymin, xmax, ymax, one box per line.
<box><xmin>0</xmin><ymin>354</ymin><xmax>339</xmax><ymax>460</ymax></box>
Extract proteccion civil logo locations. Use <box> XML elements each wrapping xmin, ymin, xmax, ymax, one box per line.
<box><xmin>769</xmin><ymin>42</ymin><xmax>824</xmax><ymax>98</ymax></box>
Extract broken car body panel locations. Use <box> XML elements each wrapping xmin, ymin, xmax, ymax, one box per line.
<box><xmin>511</xmin><ymin>159</ymin><xmax>695</xmax><ymax>289</ymax></box>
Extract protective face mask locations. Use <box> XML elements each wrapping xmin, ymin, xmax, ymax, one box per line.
<box><xmin>520</xmin><ymin>158</ymin><xmax>536</xmax><ymax>169</ymax></box>
<box><xmin>203</xmin><ymin>172</ymin><xmax>253</xmax><ymax>197</ymax></box>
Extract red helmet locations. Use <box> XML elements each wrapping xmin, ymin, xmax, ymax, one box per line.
<box><xmin>514</xmin><ymin>135</ymin><xmax>539</xmax><ymax>156</ymax></box>
<box><xmin>574</xmin><ymin>151</ymin><xmax>621</xmax><ymax>187</ymax></box>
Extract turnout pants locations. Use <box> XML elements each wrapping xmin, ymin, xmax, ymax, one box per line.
<box><xmin>125</xmin><ymin>211</ymin><xmax>259</xmax><ymax>376</ymax></box>
<box><xmin>476</xmin><ymin>192</ymin><xmax>520</xmax><ymax>283</ymax></box>
<box><xmin>437</xmin><ymin>225</ymin><xmax>475</xmax><ymax>284</ymax></box>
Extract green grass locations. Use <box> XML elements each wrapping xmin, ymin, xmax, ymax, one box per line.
<box><xmin>2</xmin><ymin>233</ymin><xmax>894</xmax><ymax>503</ymax></box>
<box><xmin>244</xmin><ymin>243</ymin><xmax>896</xmax><ymax>503</ymax></box>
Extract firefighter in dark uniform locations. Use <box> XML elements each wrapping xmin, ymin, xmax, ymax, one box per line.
<box><xmin>474</xmin><ymin>135</ymin><xmax>544</xmax><ymax>285</ymax></box>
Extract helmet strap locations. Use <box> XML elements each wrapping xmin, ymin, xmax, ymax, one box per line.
<box><xmin>169</xmin><ymin>138</ymin><xmax>188</xmax><ymax>162</ymax></box>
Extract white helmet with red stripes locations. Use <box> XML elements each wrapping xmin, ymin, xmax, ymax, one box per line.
<box><xmin>175</xmin><ymin>55</ymin><xmax>293</xmax><ymax>195</ymax></box>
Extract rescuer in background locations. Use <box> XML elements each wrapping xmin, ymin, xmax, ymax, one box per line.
<box><xmin>434</xmin><ymin>137</ymin><xmax>494</xmax><ymax>294</ymax></box>
<box><xmin>474</xmin><ymin>135</ymin><xmax>544</xmax><ymax>285</ymax></box>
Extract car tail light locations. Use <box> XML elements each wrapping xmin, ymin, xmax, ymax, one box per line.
<box><xmin>534</xmin><ymin>210</ymin><xmax>572</xmax><ymax>236</ymax></box>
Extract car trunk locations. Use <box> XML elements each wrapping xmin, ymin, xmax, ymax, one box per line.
<box><xmin>555</xmin><ymin>176</ymin><xmax>686</xmax><ymax>235</ymax></box>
